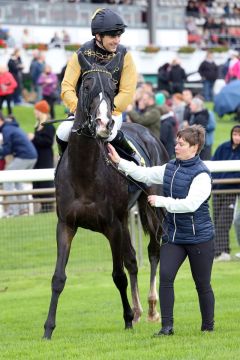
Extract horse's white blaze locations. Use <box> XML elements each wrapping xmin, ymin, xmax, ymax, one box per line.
<box><xmin>96</xmin><ymin>92</ymin><xmax>111</xmax><ymax>137</ymax></box>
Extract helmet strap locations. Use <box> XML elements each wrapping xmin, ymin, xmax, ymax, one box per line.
<box><xmin>95</xmin><ymin>35</ymin><xmax>113</xmax><ymax>53</ymax></box>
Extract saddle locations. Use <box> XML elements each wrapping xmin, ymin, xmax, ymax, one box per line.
<box><xmin>114</xmin><ymin>135</ymin><xmax>151</xmax><ymax>210</ymax></box>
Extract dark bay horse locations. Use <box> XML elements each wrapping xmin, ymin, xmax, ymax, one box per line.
<box><xmin>43</xmin><ymin>52</ymin><xmax>169</xmax><ymax>339</ymax></box>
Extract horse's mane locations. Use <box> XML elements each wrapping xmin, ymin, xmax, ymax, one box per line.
<box><xmin>80</xmin><ymin>63</ymin><xmax>116</xmax><ymax>111</ymax></box>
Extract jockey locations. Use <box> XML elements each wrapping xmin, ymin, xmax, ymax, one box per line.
<box><xmin>57</xmin><ymin>8</ymin><xmax>139</xmax><ymax>162</ymax></box>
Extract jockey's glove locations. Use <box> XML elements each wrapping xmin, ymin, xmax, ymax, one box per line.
<box><xmin>66</xmin><ymin>112</ymin><xmax>75</xmax><ymax>121</ymax></box>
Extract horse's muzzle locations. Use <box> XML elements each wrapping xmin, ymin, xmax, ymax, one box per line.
<box><xmin>96</xmin><ymin>117</ymin><xmax>114</xmax><ymax>138</ymax></box>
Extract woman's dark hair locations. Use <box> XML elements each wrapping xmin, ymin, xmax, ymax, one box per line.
<box><xmin>177</xmin><ymin>125</ymin><xmax>205</xmax><ymax>154</ymax></box>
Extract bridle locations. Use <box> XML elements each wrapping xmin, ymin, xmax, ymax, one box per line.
<box><xmin>72</xmin><ymin>68</ymin><xmax>115</xmax><ymax>138</ymax></box>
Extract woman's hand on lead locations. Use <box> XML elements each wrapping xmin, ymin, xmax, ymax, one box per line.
<box><xmin>107</xmin><ymin>144</ymin><xmax>121</xmax><ymax>164</ymax></box>
<box><xmin>148</xmin><ymin>195</ymin><xmax>157</xmax><ymax>207</ymax></box>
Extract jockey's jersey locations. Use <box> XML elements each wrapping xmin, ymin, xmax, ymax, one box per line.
<box><xmin>77</xmin><ymin>40</ymin><xmax>126</xmax><ymax>95</ymax></box>
<box><xmin>61</xmin><ymin>39</ymin><xmax>137</xmax><ymax>115</ymax></box>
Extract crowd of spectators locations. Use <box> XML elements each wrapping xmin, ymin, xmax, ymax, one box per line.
<box><xmin>185</xmin><ymin>1</ymin><xmax>240</xmax><ymax>47</ymax></box>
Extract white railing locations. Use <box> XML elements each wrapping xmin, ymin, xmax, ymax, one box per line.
<box><xmin>1</xmin><ymin>160</ymin><xmax>240</xmax><ymax>183</ymax></box>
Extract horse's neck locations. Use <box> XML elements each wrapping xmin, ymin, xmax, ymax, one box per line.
<box><xmin>68</xmin><ymin>136</ymin><xmax>101</xmax><ymax>176</ymax></box>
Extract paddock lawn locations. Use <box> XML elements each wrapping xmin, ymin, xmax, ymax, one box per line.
<box><xmin>0</xmin><ymin>105</ymin><xmax>240</xmax><ymax>359</ymax></box>
<box><xmin>0</xmin><ymin>213</ymin><xmax>240</xmax><ymax>360</ymax></box>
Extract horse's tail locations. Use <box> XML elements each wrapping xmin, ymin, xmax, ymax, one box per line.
<box><xmin>138</xmin><ymin>196</ymin><xmax>165</xmax><ymax>245</ymax></box>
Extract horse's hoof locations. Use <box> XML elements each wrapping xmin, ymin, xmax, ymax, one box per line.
<box><xmin>133</xmin><ymin>312</ymin><xmax>142</xmax><ymax>324</ymax></box>
<box><xmin>147</xmin><ymin>312</ymin><xmax>160</xmax><ymax>323</ymax></box>
<box><xmin>42</xmin><ymin>331</ymin><xmax>52</xmax><ymax>340</ymax></box>
<box><xmin>125</xmin><ymin>322</ymin><xmax>133</xmax><ymax>330</ymax></box>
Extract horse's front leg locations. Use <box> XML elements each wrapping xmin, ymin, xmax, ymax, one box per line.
<box><xmin>105</xmin><ymin>224</ymin><xmax>134</xmax><ymax>329</ymax></box>
<box><xmin>43</xmin><ymin>220</ymin><xmax>77</xmax><ymax>339</ymax></box>
<box><xmin>122</xmin><ymin>227</ymin><xmax>143</xmax><ymax>323</ymax></box>
<box><xmin>147</xmin><ymin>239</ymin><xmax>160</xmax><ymax>322</ymax></box>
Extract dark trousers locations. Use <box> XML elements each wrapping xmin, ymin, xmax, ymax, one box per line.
<box><xmin>0</xmin><ymin>94</ymin><xmax>13</xmax><ymax>114</ymax></box>
<box><xmin>43</xmin><ymin>94</ymin><xmax>55</xmax><ymax>119</ymax></box>
<box><xmin>213</xmin><ymin>193</ymin><xmax>236</xmax><ymax>256</ymax></box>
<box><xmin>159</xmin><ymin>240</ymin><xmax>215</xmax><ymax>330</ymax></box>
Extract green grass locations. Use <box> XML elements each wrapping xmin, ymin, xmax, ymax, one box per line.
<box><xmin>0</xmin><ymin>214</ymin><xmax>240</xmax><ymax>360</ymax></box>
<box><xmin>0</xmin><ymin>103</ymin><xmax>240</xmax><ymax>359</ymax></box>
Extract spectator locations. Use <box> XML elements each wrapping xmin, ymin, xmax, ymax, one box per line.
<box><xmin>29</xmin><ymin>50</ymin><xmax>45</xmax><ymax>101</ymax></box>
<box><xmin>0</xmin><ymin>24</ymin><xmax>7</xmax><ymax>41</ymax></box>
<box><xmin>7</xmin><ymin>48</ymin><xmax>24</xmax><ymax>105</ymax></box>
<box><xmin>168</xmin><ymin>59</ymin><xmax>186</xmax><ymax>94</ymax></box>
<box><xmin>28</xmin><ymin>100</ymin><xmax>55</xmax><ymax>213</ymax></box>
<box><xmin>225</xmin><ymin>50</ymin><xmax>240</xmax><ymax>83</ymax></box>
<box><xmin>159</xmin><ymin>104</ymin><xmax>177</xmax><ymax>159</ymax></box>
<box><xmin>204</xmin><ymin>110</ymin><xmax>216</xmax><ymax>160</ymax></box>
<box><xmin>172</xmin><ymin>93</ymin><xmax>185</xmax><ymax>129</ymax></box>
<box><xmin>0</xmin><ymin>112</ymin><xmax>37</xmax><ymax>217</ymax></box>
<box><xmin>198</xmin><ymin>52</ymin><xmax>218</xmax><ymax>102</ymax></box>
<box><xmin>37</xmin><ymin>64</ymin><xmax>58</xmax><ymax>119</ymax></box>
<box><xmin>0</xmin><ymin>132</ymin><xmax>5</xmax><ymax>170</ymax></box>
<box><xmin>212</xmin><ymin>125</ymin><xmax>240</xmax><ymax>261</ymax></box>
<box><xmin>62</xmin><ymin>30</ymin><xmax>71</xmax><ymax>44</ymax></box>
<box><xmin>182</xmin><ymin>89</ymin><xmax>193</xmax><ymax>126</ymax></box>
<box><xmin>126</xmin><ymin>91</ymin><xmax>160</xmax><ymax>138</ymax></box>
<box><xmin>5</xmin><ymin>30</ymin><xmax>16</xmax><ymax>48</ymax></box>
<box><xmin>49</xmin><ymin>32</ymin><xmax>62</xmax><ymax>48</ymax></box>
<box><xmin>157</xmin><ymin>63</ymin><xmax>170</xmax><ymax>93</ymax></box>
<box><xmin>188</xmin><ymin>97</ymin><xmax>210</xmax><ymax>160</ymax></box>
<box><xmin>155</xmin><ymin>92</ymin><xmax>166</xmax><ymax>107</ymax></box>
<box><xmin>0</xmin><ymin>65</ymin><xmax>17</xmax><ymax>115</ymax></box>
<box><xmin>21</xmin><ymin>28</ymin><xmax>34</xmax><ymax>47</ymax></box>
<box><xmin>108</xmin><ymin>124</ymin><xmax>215</xmax><ymax>336</ymax></box>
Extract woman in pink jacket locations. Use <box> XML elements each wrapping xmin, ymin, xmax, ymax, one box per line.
<box><xmin>225</xmin><ymin>51</ymin><xmax>240</xmax><ymax>83</ymax></box>
<box><xmin>0</xmin><ymin>65</ymin><xmax>17</xmax><ymax>115</ymax></box>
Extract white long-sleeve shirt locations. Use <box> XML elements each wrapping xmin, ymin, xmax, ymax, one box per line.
<box><xmin>118</xmin><ymin>159</ymin><xmax>212</xmax><ymax>213</ymax></box>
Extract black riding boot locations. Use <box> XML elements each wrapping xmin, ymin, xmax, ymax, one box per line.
<box><xmin>56</xmin><ymin>135</ymin><xmax>68</xmax><ymax>156</ymax></box>
<box><xmin>110</xmin><ymin>130</ymin><xmax>141</xmax><ymax>165</ymax></box>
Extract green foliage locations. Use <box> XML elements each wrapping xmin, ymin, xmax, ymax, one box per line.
<box><xmin>64</xmin><ymin>44</ymin><xmax>81</xmax><ymax>52</ymax></box>
<box><xmin>207</xmin><ymin>46</ymin><xmax>229</xmax><ymax>53</ymax></box>
<box><xmin>177</xmin><ymin>46</ymin><xmax>196</xmax><ymax>54</ymax></box>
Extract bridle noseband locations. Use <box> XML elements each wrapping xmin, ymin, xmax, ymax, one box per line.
<box><xmin>72</xmin><ymin>68</ymin><xmax>115</xmax><ymax>138</ymax></box>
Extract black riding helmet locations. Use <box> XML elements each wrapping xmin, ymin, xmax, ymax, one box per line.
<box><xmin>91</xmin><ymin>8</ymin><xmax>127</xmax><ymax>36</ymax></box>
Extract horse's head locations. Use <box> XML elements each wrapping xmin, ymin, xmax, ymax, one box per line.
<box><xmin>76</xmin><ymin>52</ymin><xmax>120</xmax><ymax>139</ymax></box>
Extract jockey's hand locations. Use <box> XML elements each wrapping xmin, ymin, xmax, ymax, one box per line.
<box><xmin>148</xmin><ymin>195</ymin><xmax>158</xmax><ymax>207</ymax></box>
<box><xmin>67</xmin><ymin>112</ymin><xmax>75</xmax><ymax>121</ymax></box>
<box><xmin>107</xmin><ymin>144</ymin><xmax>121</xmax><ymax>164</ymax></box>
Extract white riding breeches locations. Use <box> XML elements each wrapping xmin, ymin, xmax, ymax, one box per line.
<box><xmin>56</xmin><ymin>114</ymin><xmax>123</xmax><ymax>142</ymax></box>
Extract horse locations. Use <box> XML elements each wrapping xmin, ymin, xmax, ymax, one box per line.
<box><xmin>43</xmin><ymin>52</ymin><xmax>169</xmax><ymax>339</ymax></box>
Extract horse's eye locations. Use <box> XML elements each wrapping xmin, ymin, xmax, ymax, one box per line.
<box><xmin>84</xmin><ymin>85</ymin><xmax>90</xmax><ymax>93</ymax></box>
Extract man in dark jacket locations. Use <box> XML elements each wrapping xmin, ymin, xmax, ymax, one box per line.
<box><xmin>212</xmin><ymin>125</ymin><xmax>240</xmax><ymax>261</ymax></box>
<box><xmin>168</xmin><ymin>58</ymin><xmax>186</xmax><ymax>94</ymax></box>
<box><xmin>126</xmin><ymin>91</ymin><xmax>160</xmax><ymax>139</ymax></box>
<box><xmin>0</xmin><ymin>112</ymin><xmax>37</xmax><ymax>216</ymax></box>
<box><xmin>198</xmin><ymin>51</ymin><xmax>218</xmax><ymax>101</ymax></box>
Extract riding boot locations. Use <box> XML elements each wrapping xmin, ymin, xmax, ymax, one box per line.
<box><xmin>110</xmin><ymin>130</ymin><xmax>141</xmax><ymax>165</ymax></box>
<box><xmin>56</xmin><ymin>135</ymin><xmax>68</xmax><ymax>156</ymax></box>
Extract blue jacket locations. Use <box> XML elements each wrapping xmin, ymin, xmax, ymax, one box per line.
<box><xmin>162</xmin><ymin>156</ymin><xmax>214</xmax><ymax>244</ymax></box>
<box><xmin>0</xmin><ymin>120</ymin><xmax>37</xmax><ymax>159</ymax></box>
<box><xmin>212</xmin><ymin>140</ymin><xmax>240</xmax><ymax>190</ymax></box>
<box><xmin>205</xmin><ymin>110</ymin><xmax>216</xmax><ymax>147</ymax></box>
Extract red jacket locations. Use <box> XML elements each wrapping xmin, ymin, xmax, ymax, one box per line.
<box><xmin>0</xmin><ymin>71</ymin><xmax>17</xmax><ymax>96</ymax></box>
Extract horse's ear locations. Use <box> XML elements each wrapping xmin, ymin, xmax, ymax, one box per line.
<box><xmin>78</xmin><ymin>51</ymin><xmax>92</xmax><ymax>72</ymax></box>
<box><xmin>105</xmin><ymin>53</ymin><xmax>121</xmax><ymax>74</ymax></box>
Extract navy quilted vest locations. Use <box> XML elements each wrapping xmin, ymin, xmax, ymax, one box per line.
<box><xmin>162</xmin><ymin>155</ymin><xmax>214</xmax><ymax>244</ymax></box>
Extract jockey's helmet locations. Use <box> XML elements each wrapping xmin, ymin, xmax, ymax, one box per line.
<box><xmin>91</xmin><ymin>8</ymin><xmax>127</xmax><ymax>36</ymax></box>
